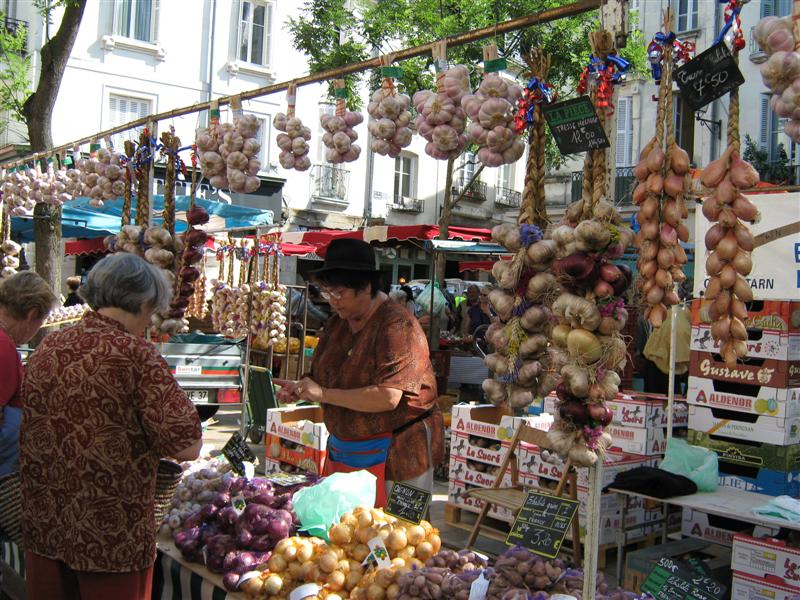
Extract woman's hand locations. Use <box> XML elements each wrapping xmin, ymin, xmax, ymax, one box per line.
<box><xmin>277</xmin><ymin>380</ymin><xmax>302</xmax><ymax>403</ymax></box>
<box><xmin>294</xmin><ymin>377</ymin><xmax>326</xmax><ymax>404</ymax></box>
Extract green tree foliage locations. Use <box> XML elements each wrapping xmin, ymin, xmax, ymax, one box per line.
<box><xmin>742</xmin><ymin>134</ymin><xmax>793</xmax><ymax>185</ymax></box>
<box><xmin>0</xmin><ymin>13</ymin><xmax>31</xmax><ymax>133</ymax></box>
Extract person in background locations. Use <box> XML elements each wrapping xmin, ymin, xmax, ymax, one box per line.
<box><xmin>458</xmin><ymin>285</ymin><xmax>480</xmax><ymax>337</ymax></box>
<box><xmin>467</xmin><ymin>286</ymin><xmax>498</xmax><ymax>335</ymax></box>
<box><xmin>0</xmin><ymin>272</ymin><xmax>57</xmax><ymax>479</ymax></box>
<box><xmin>20</xmin><ymin>253</ymin><xmax>202</xmax><ymax>600</ymax></box>
<box><xmin>399</xmin><ymin>285</ymin><xmax>418</xmax><ymax>315</ymax></box>
<box><xmin>63</xmin><ymin>276</ymin><xmax>84</xmax><ymax>307</ymax></box>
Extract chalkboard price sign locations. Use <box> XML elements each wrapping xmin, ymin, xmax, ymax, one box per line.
<box><xmin>222</xmin><ymin>432</ymin><xmax>257</xmax><ymax>476</ymax></box>
<box><xmin>506</xmin><ymin>491</ymin><xmax>579</xmax><ymax>559</ymax></box>
<box><xmin>641</xmin><ymin>556</ymin><xmax>726</xmax><ymax>600</ymax></box>
<box><xmin>674</xmin><ymin>43</ymin><xmax>745</xmax><ymax>111</ymax></box>
<box><xmin>385</xmin><ymin>483</ymin><xmax>431</xmax><ymax>524</ymax></box>
<box><xmin>542</xmin><ymin>96</ymin><xmax>610</xmax><ymax>156</ymax></box>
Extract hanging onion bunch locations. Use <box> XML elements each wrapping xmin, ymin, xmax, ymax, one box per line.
<box><xmin>462</xmin><ymin>72</ymin><xmax>525</xmax><ymax>167</ymax></box>
<box><xmin>481</xmin><ymin>223</ymin><xmax>560</xmax><ymax>410</ymax></box>
<box><xmin>753</xmin><ymin>16</ymin><xmax>800</xmax><ymax>141</ymax></box>
<box><xmin>1</xmin><ymin>240</ymin><xmax>22</xmax><ymax>279</ymax></box>
<box><xmin>632</xmin><ymin>137</ymin><xmax>691</xmax><ymax>326</ymax></box>
<box><xmin>700</xmin><ymin>144</ymin><xmax>760</xmax><ymax>364</ymax></box>
<box><xmin>320</xmin><ymin>82</ymin><xmax>363</xmax><ymax>164</ymax></box>
<box><xmin>71</xmin><ymin>148</ymin><xmax>127</xmax><ymax>208</ymax></box>
<box><xmin>367</xmin><ymin>75</ymin><xmax>413</xmax><ymax>158</ymax></box>
<box><xmin>196</xmin><ymin>114</ymin><xmax>262</xmax><ymax>193</ymax></box>
<box><xmin>412</xmin><ymin>60</ymin><xmax>470</xmax><ymax>160</ymax></box>
<box><xmin>167</xmin><ymin>205</ymin><xmax>210</xmax><ymax>330</ymax></box>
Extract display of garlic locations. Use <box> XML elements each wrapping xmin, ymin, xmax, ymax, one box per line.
<box><xmin>43</xmin><ymin>303</ymin><xmax>90</xmax><ymax>326</ymax></box>
<box><xmin>320</xmin><ymin>110</ymin><xmax>363</xmax><ymax>164</ymax></box>
<box><xmin>70</xmin><ymin>148</ymin><xmax>126</xmax><ymax>208</ymax></box>
<box><xmin>0</xmin><ymin>239</ymin><xmax>22</xmax><ymax>279</ymax></box>
<box><xmin>367</xmin><ymin>76</ymin><xmax>413</xmax><ymax>158</ymax></box>
<box><xmin>754</xmin><ymin>16</ymin><xmax>800</xmax><ymax>142</ymax></box>
<box><xmin>2</xmin><ymin>162</ymin><xmax>73</xmax><ymax>216</ymax></box>
<box><xmin>210</xmin><ymin>278</ymin><xmax>288</xmax><ymax>343</ymax></box>
<box><xmin>197</xmin><ymin>114</ymin><xmax>262</xmax><ymax>193</ymax></box>
<box><xmin>412</xmin><ymin>63</ymin><xmax>470</xmax><ymax>160</ymax></box>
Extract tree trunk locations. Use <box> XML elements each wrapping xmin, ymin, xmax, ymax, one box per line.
<box><xmin>22</xmin><ymin>0</ymin><xmax>87</xmax><ymax>295</ymax></box>
<box><xmin>428</xmin><ymin>157</ymin><xmax>457</xmax><ymax>348</ymax></box>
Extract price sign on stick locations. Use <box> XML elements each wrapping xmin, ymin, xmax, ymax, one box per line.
<box><xmin>385</xmin><ymin>482</ymin><xmax>431</xmax><ymax>524</ymax></box>
<box><xmin>641</xmin><ymin>556</ymin><xmax>726</xmax><ymax>600</ymax></box>
<box><xmin>506</xmin><ymin>491</ymin><xmax>579</xmax><ymax>559</ymax></box>
<box><xmin>675</xmin><ymin>42</ymin><xmax>745</xmax><ymax>111</ymax></box>
<box><xmin>222</xmin><ymin>432</ymin><xmax>257</xmax><ymax>476</ymax></box>
<box><xmin>542</xmin><ymin>96</ymin><xmax>610</xmax><ymax>156</ymax></box>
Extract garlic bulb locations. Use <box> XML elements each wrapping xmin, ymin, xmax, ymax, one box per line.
<box><xmin>367</xmin><ymin>83</ymin><xmax>413</xmax><ymax>158</ymax></box>
<box><xmin>197</xmin><ymin>114</ymin><xmax>262</xmax><ymax>192</ymax></box>
<box><xmin>412</xmin><ymin>64</ymin><xmax>470</xmax><ymax>160</ymax></box>
<box><xmin>0</xmin><ymin>239</ymin><xmax>21</xmax><ymax>279</ymax></box>
<box><xmin>754</xmin><ymin>15</ymin><xmax>800</xmax><ymax>142</ymax></box>
<box><xmin>2</xmin><ymin>163</ymin><xmax>73</xmax><ymax>216</ymax></box>
<box><xmin>321</xmin><ymin>110</ymin><xmax>363</xmax><ymax>164</ymax></box>
<box><xmin>274</xmin><ymin>112</ymin><xmax>312</xmax><ymax>172</ymax></box>
<box><xmin>71</xmin><ymin>149</ymin><xmax>125</xmax><ymax>208</ymax></box>
<box><xmin>211</xmin><ymin>279</ymin><xmax>288</xmax><ymax>343</ymax></box>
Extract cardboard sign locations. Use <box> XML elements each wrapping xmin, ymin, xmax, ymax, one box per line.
<box><xmin>222</xmin><ymin>432</ymin><xmax>257</xmax><ymax>476</ymax></box>
<box><xmin>642</xmin><ymin>556</ymin><xmax>727</xmax><ymax>600</ymax></box>
<box><xmin>542</xmin><ymin>96</ymin><xmax>610</xmax><ymax>155</ymax></box>
<box><xmin>675</xmin><ymin>43</ymin><xmax>745</xmax><ymax>111</ymax></box>
<box><xmin>385</xmin><ymin>482</ymin><xmax>431</xmax><ymax>524</ymax></box>
<box><xmin>506</xmin><ymin>491</ymin><xmax>579</xmax><ymax>559</ymax></box>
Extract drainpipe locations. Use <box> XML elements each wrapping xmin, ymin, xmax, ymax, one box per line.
<box><xmin>709</xmin><ymin>0</ymin><xmax>721</xmax><ymax>161</ymax></box>
<box><xmin>205</xmin><ymin>0</ymin><xmax>217</xmax><ymax>122</ymax></box>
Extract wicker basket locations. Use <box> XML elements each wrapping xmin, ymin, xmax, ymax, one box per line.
<box><xmin>154</xmin><ymin>460</ymin><xmax>183</xmax><ymax>528</ymax></box>
<box><xmin>0</xmin><ymin>471</ymin><xmax>22</xmax><ymax>545</ymax></box>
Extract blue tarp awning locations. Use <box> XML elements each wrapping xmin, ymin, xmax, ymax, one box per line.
<box><xmin>10</xmin><ymin>195</ymin><xmax>274</xmax><ymax>243</ymax></box>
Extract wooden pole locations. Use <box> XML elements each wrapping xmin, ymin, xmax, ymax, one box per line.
<box><xmin>1</xmin><ymin>0</ymin><xmax>602</xmax><ymax>168</ymax></box>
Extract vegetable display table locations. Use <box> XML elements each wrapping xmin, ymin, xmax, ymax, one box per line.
<box><xmin>155</xmin><ymin>539</ymin><xmax>247</xmax><ymax>600</ymax></box>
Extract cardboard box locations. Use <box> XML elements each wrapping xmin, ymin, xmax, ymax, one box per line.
<box><xmin>450</xmin><ymin>430</ymin><xmax>506</xmax><ymax>467</ymax></box>
<box><xmin>448</xmin><ymin>455</ymin><xmax>513</xmax><ymax>489</ymax></box>
<box><xmin>605</xmin><ymin>423</ymin><xmax>677</xmax><ymax>455</ymax></box>
<box><xmin>691</xmin><ymin>299</ymin><xmax>800</xmax><ymax>332</ymax></box>
<box><xmin>690</xmin><ymin>350</ymin><xmax>800</xmax><ymax>392</ymax></box>
<box><xmin>543</xmin><ymin>393</ymin><xmax>688</xmax><ymax>428</ymax></box>
<box><xmin>688</xmin><ymin>374</ymin><xmax>800</xmax><ymax>419</ymax></box>
<box><xmin>263</xmin><ymin>456</ymin><xmax>313</xmax><ymax>475</ymax></box>
<box><xmin>265</xmin><ymin>434</ymin><xmax>325</xmax><ymax>474</ymax></box>
<box><xmin>682</xmin><ymin>508</ymin><xmax>778</xmax><ymax>547</ymax></box>
<box><xmin>689</xmin><ymin>429</ymin><xmax>800</xmax><ymax>475</ymax></box>
<box><xmin>565</xmin><ymin>518</ymin><xmax>676</xmax><ymax>547</ymax></box>
<box><xmin>732</xmin><ymin>570</ymin><xmax>800</xmax><ymax>600</ymax></box>
<box><xmin>718</xmin><ymin>459</ymin><xmax>800</xmax><ymax>497</ymax></box>
<box><xmin>447</xmin><ymin>478</ymin><xmax>515</xmax><ymax>522</ymax></box>
<box><xmin>266</xmin><ymin>406</ymin><xmax>328</xmax><ymax>450</ymax></box>
<box><xmin>688</xmin><ymin>405</ymin><xmax>800</xmax><ymax>446</ymax></box>
<box><xmin>733</xmin><ymin>534</ymin><xmax>800</xmax><ymax>589</ymax></box>
<box><xmin>691</xmin><ymin>325</ymin><xmax>800</xmax><ymax>362</ymax></box>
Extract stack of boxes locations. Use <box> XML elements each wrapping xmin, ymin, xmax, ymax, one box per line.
<box><xmin>527</xmin><ymin>392</ymin><xmax>688</xmax><ymax>546</ymax></box>
<box><xmin>686</xmin><ymin>300</ymin><xmax>800</xmax><ymax>545</ymax></box>
<box><xmin>264</xmin><ymin>406</ymin><xmax>329</xmax><ymax>475</ymax></box>
<box><xmin>731</xmin><ymin>534</ymin><xmax>800</xmax><ymax>600</ymax></box>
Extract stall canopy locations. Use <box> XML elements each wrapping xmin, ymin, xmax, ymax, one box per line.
<box><xmin>11</xmin><ymin>196</ymin><xmax>274</xmax><ymax>249</ymax></box>
<box><xmin>423</xmin><ymin>239</ymin><xmax>511</xmax><ymax>273</ymax></box>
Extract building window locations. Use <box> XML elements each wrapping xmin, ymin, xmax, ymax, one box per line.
<box><xmin>615</xmin><ymin>96</ymin><xmax>633</xmax><ymax>167</ymax></box>
<box><xmin>458</xmin><ymin>151</ymin><xmax>478</xmax><ymax>186</ymax></box>
<box><xmin>113</xmin><ymin>0</ymin><xmax>155</xmax><ymax>42</ymax></box>
<box><xmin>761</xmin><ymin>0</ymin><xmax>791</xmax><ymax>17</ymax></box>
<box><xmin>760</xmin><ymin>96</ymin><xmax>783</xmax><ymax>162</ymax></box>
<box><xmin>495</xmin><ymin>163</ymin><xmax>514</xmax><ymax>189</ymax></box>
<box><xmin>673</xmin><ymin>97</ymin><xmax>695</xmax><ymax>162</ymax></box>
<box><xmin>394</xmin><ymin>154</ymin><xmax>417</xmax><ymax>201</ymax></box>
<box><xmin>676</xmin><ymin>0</ymin><xmax>698</xmax><ymax>31</ymax></box>
<box><xmin>108</xmin><ymin>93</ymin><xmax>151</xmax><ymax>151</ymax></box>
<box><xmin>238</xmin><ymin>0</ymin><xmax>272</xmax><ymax>67</ymax></box>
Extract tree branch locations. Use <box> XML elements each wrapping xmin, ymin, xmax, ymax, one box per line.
<box><xmin>448</xmin><ymin>163</ymin><xmax>485</xmax><ymax>210</ymax></box>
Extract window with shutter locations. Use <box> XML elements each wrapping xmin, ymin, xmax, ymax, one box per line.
<box><xmin>113</xmin><ymin>0</ymin><xmax>155</xmax><ymax>42</ymax></box>
<box><xmin>676</xmin><ymin>0</ymin><xmax>698</xmax><ymax>31</ymax></box>
<box><xmin>238</xmin><ymin>0</ymin><xmax>273</xmax><ymax>67</ymax></box>
<box><xmin>759</xmin><ymin>96</ymin><xmax>770</xmax><ymax>149</ymax></box>
<box><xmin>616</xmin><ymin>96</ymin><xmax>633</xmax><ymax>167</ymax></box>
<box><xmin>495</xmin><ymin>163</ymin><xmax>514</xmax><ymax>190</ymax></box>
<box><xmin>673</xmin><ymin>97</ymin><xmax>695</xmax><ymax>161</ymax></box>
<box><xmin>394</xmin><ymin>155</ymin><xmax>416</xmax><ymax>202</ymax></box>
<box><xmin>108</xmin><ymin>94</ymin><xmax>152</xmax><ymax>151</ymax></box>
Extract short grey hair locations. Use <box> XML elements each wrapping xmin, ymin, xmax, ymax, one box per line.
<box><xmin>80</xmin><ymin>253</ymin><xmax>172</xmax><ymax>314</ymax></box>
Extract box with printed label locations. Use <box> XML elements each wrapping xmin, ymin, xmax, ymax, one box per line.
<box><xmin>266</xmin><ymin>406</ymin><xmax>329</xmax><ymax>450</ymax></box>
<box><xmin>449</xmin><ymin>430</ymin><xmax>506</xmax><ymax>467</ymax></box>
<box><xmin>688</xmin><ymin>429</ymin><xmax>800</xmax><ymax>473</ymax></box>
<box><xmin>682</xmin><ymin>508</ymin><xmax>778</xmax><ymax>547</ymax></box>
<box><xmin>717</xmin><ymin>459</ymin><xmax>800</xmax><ymax>497</ymax></box>
<box><xmin>448</xmin><ymin>455</ymin><xmax>514</xmax><ymax>489</ymax></box>
<box><xmin>265</xmin><ymin>434</ymin><xmax>326</xmax><ymax>474</ymax></box>
<box><xmin>447</xmin><ymin>478</ymin><xmax>515</xmax><ymax>522</ymax></box>
<box><xmin>732</xmin><ymin>534</ymin><xmax>800</xmax><ymax>589</ymax></box>
<box><xmin>691</xmin><ymin>299</ymin><xmax>800</xmax><ymax>332</ymax></box>
<box><xmin>732</xmin><ymin>570</ymin><xmax>800</xmax><ymax>600</ymax></box>
<box><xmin>566</xmin><ymin>519</ymin><xmax>675</xmax><ymax>547</ymax></box>
<box><xmin>690</xmin><ymin>349</ymin><xmax>800</xmax><ymax>394</ymax></box>
<box><xmin>688</xmin><ymin>374</ymin><xmax>800</xmax><ymax>419</ymax></box>
<box><xmin>691</xmin><ymin>324</ymin><xmax>799</xmax><ymax>361</ymax></box>
<box><xmin>605</xmin><ymin>423</ymin><xmax>677</xmax><ymax>455</ymax></box>
<box><xmin>263</xmin><ymin>456</ymin><xmax>316</xmax><ymax>476</ymax></box>
<box><xmin>543</xmin><ymin>394</ymin><xmax>688</xmax><ymax>428</ymax></box>
<box><xmin>688</xmin><ymin>404</ymin><xmax>800</xmax><ymax>446</ymax></box>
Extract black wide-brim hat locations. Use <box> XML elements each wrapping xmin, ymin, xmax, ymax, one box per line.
<box><xmin>309</xmin><ymin>238</ymin><xmax>379</xmax><ymax>273</ymax></box>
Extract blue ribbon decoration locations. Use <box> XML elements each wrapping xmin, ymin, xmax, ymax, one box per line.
<box><xmin>714</xmin><ymin>3</ymin><xmax>742</xmax><ymax>47</ymax></box>
<box><xmin>519</xmin><ymin>223</ymin><xmax>544</xmax><ymax>247</ymax></box>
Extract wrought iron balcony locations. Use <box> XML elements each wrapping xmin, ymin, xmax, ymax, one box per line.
<box><xmin>310</xmin><ymin>163</ymin><xmax>349</xmax><ymax>203</ymax></box>
<box><xmin>571</xmin><ymin>166</ymin><xmax>636</xmax><ymax>205</ymax></box>
<box><xmin>495</xmin><ymin>186</ymin><xmax>521</xmax><ymax>208</ymax></box>
<box><xmin>451</xmin><ymin>179</ymin><xmax>487</xmax><ymax>202</ymax></box>
<box><xmin>390</xmin><ymin>195</ymin><xmax>424</xmax><ymax>213</ymax></box>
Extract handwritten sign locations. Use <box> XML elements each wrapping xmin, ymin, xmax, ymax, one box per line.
<box><xmin>222</xmin><ymin>432</ymin><xmax>257</xmax><ymax>476</ymax></box>
<box><xmin>641</xmin><ymin>556</ymin><xmax>726</xmax><ymax>600</ymax></box>
<box><xmin>385</xmin><ymin>482</ymin><xmax>431</xmax><ymax>524</ymax></box>
<box><xmin>675</xmin><ymin>43</ymin><xmax>745</xmax><ymax>111</ymax></box>
<box><xmin>542</xmin><ymin>96</ymin><xmax>610</xmax><ymax>155</ymax></box>
<box><xmin>506</xmin><ymin>491</ymin><xmax>579</xmax><ymax>559</ymax></box>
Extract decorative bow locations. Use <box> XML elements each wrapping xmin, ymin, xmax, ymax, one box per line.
<box><xmin>519</xmin><ymin>223</ymin><xmax>544</xmax><ymax>247</ymax></box>
<box><xmin>648</xmin><ymin>31</ymin><xmax>696</xmax><ymax>87</ymax></box>
<box><xmin>513</xmin><ymin>76</ymin><xmax>557</xmax><ymax>133</ymax></box>
<box><xmin>577</xmin><ymin>53</ymin><xmax>630</xmax><ymax>114</ymax></box>
<box><xmin>715</xmin><ymin>0</ymin><xmax>745</xmax><ymax>52</ymax></box>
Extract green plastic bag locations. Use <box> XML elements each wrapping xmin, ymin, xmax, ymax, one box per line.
<box><xmin>659</xmin><ymin>438</ymin><xmax>719</xmax><ymax>492</ymax></box>
<box><xmin>291</xmin><ymin>471</ymin><xmax>377</xmax><ymax>541</ymax></box>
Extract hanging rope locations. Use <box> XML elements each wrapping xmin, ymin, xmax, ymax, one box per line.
<box><xmin>160</xmin><ymin>128</ymin><xmax>180</xmax><ymax>238</ymax></box>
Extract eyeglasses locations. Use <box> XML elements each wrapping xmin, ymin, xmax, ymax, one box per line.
<box><xmin>319</xmin><ymin>286</ymin><xmax>346</xmax><ymax>301</ymax></box>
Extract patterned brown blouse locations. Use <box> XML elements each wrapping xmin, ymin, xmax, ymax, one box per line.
<box><xmin>311</xmin><ymin>300</ymin><xmax>444</xmax><ymax>481</ymax></box>
<box><xmin>20</xmin><ymin>311</ymin><xmax>202</xmax><ymax>572</ymax></box>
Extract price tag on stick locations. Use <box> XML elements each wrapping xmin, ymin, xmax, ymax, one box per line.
<box><xmin>542</xmin><ymin>96</ymin><xmax>610</xmax><ymax>156</ymax></box>
<box><xmin>385</xmin><ymin>482</ymin><xmax>431</xmax><ymax>524</ymax></box>
<box><xmin>674</xmin><ymin>42</ymin><xmax>745</xmax><ymax>111</ymax></box>
<box><xmin>222</xmin><ymin>432</ymin><xmax>257</xmax><ymax>476</ymax></box>
<box><xmin>506</xmin><ymin>491</ymin><xmax>579</xmax><ymax>559</ymax></box>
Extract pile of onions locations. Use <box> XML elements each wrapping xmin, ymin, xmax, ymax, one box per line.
<box><xmin>545</xmin><ymin>199</ymin><xmax>635</xmax><ymax>466</ymax></box>
<box><xmin>632</xmin><ymin>137</ymin><xmax>691</xmax><ymax>326</ymax></box>
<box><xmin>753</xmin><ymin>16</ymin><xmax>800</xmax><ymax>142</ymax></box>
<box><xmin>487</xmin><ymin>546</ymin><xmax>566</xmax><ymax>598</ymax></box>
<box><xmin>700</xmin><ymin>143</ymin><xmax>760</xmax><ymax>363</ymax></box>
<box><xmin>196</xmin><ymin>114</ymin><xmax>262</xmax><ymax>192</ymax></box>
<box><xmin>161</xmin><ymin>455</ymin><xmax>233</xmax><ymax>535</ymax></box>
<box><xmin>275</xmin><ymin>112</ymin><xmax>312</xmax><ymax>172</ymax></box>
<box><xmin>210</xmin><ymin>280</ymin><xmax>288</xmax><ymax>343</ymax></box>
<box><xmin>69</xmin><ymin>147</ymin><xmax>126</xmax><ymax>208</ymax></box>
<box><xmin>320</xmin><ymin>108</ymin><xmax>363</xmax><ymax>164</ymax></box>
<box><xmin>1</xmin><ymin>239</ymin><xmax>21</xmax><ymax>279</ymax></box>
<box><xmin>167</xmin><ymin>206</ymin><xmax>210</xmax><ymax>331</ymax></box>
<box><xmin>481</xmin><ymin>223</ymin><xmax>560</xmax><ymax>410</ymax></box>
<box><xmin>461</xmin><ymin>72</ymin><xmax>525</xmax><ymax>167</ymax></box>
<box><xmin>412</xmin><ymin>64</ymin><xmax>470</xmax><ymax>160</ymax></box>
<box><xmin>43</xmin><ymin>303</ymin><xmax>90</xmax><ymax>326</ymax></box>
<box><xmin>367</xmin><ymin>78</ymin><xmax>413</xmax><ymax>158</ymax></box>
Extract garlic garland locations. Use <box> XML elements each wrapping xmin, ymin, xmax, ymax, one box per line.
<box><xmin>197</xmin><ymin>114</ymin><xmax>262</xmax><ymax>192</ymax></box>
<box><xmin>367</xmin><ymin>78</ymin><xmax>413</xmax><ymax>158</ymax></box>
<box><xmin>320</xmin><ymin>109</ymin><xmax>363</xmax><ymax>164</ymax></box>
<box><xmin>412</xmin><ymin>64</ymin><xmax>470</xmax><ymax>160</ymax></box>
<box><xmin>274</xmin><ymin>112</ymin><xmax>312</xmax><ymax>172</ymax></box>
<box><xmin>69</xmin><ymin>148</ymin><xmax>127</xmax><ymax>208</ymax></box>
<box><xmin>210</xmin><ymin>279</ymin><xmax>288</xmax><ymax>344</ymax></box>
<box><xmin>43</xmin><ymin>303</ymin><xmax>90</xmax><ymax>326</ymax></box>
<box><xmin>1</xmin><ymin>240</ymin><xmax>22</xmax><ymax>279</ymax></box>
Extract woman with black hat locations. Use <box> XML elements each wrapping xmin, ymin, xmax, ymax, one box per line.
<box><xmin>278</xmin><ymin>239</ymin><xmax>444</xmax><ymax>506</ymax></box>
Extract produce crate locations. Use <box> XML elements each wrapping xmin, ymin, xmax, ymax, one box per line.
<box><xmin>690</xmin><ymin>324</ymin><xmax>798</xmax><ymax>362</ymax></box>
<box><xmin>682</xmin><ymin>508</ymin><xmax>778</xmax><ymax>547</ymax></box>
<box><xmin>265</xmin><ymin>406</ymin><xmax>328</xmax><ymax>474</ymax></box>
<box><xmin>688</xmin><ymin>428</ymin><xmax>800</xmax><ymax>472</ymax></box>
<box><xmin>691</xmin><ymin>299</ymin><xmax>800</xmax><ymax>332</ymax></box>
<box><xmin>688</xmin><ymin>405</ymin><xmax>800</xmax><ymax>446</ymax></box>
<box><xmin>733</xmin><ymin>533</ymin><xmax>800</xmax><ymax>590</ymax></box>
<box><xmin>687</xmin><ymin>374</ymin><xmax>800</xmax><ymax>419</ymax></box>
<box><xmin>732</xmin><ymin>569</ymin><xmax>800</xmax><ymax>600</ymax></box>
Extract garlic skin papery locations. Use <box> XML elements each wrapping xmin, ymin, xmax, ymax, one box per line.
<box><xmin>754</xmin><ymin>16</ymin><xmax>800</xmax><ymax>142</ymax></box>
<box><xmin>197</xmin><ymin>114</ymin><xmax>263</xmax><ymax>192</ymax></box>
<box><xmin>412</xmin><ymin>64</ymin><xmax>470</xmax><ymax>160</ymax></box>
<box><xmin>367</xmin><ymin>84</ymin><xmax>413</xmax><ymax>158</ymax></box>
<box><xmin>3</xmin><ymin>163</ymin><xmax>74</xmax><ymax>216</ymax></box>
<box><xmin>69</xmin><ymin>148</ymin><xmax>125</xmax><ymax>208</ymax></box>
<box><xmin>321</xmin><ymin>110</ymin><xmax>363</xmax><ymax>164</ymax></box>
<box><xmin>462</xmin><ymin>73</ymin><xmax>525</xmax><ymax>167</ymax></box>
<box><xmin>210</xmin><ymin>280</ymin><xmax>288</xmax><ymax>344</ymax></box>
<box><xmin>0</xmin><ymin>239</ymin><xmax>22</xmax><ymax>279</ymax></box>
<box><xmin>274</xmin><ymin>112</ymin><xmax>312</xmax><ymax>172</ymax></box>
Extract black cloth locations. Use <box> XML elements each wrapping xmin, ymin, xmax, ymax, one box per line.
<box><xmin>63</xmin><ymin>292</ymin><xmax>84</xmax><ymax>307</ymax></box>
<box><xmin>605</xmin><ymin>466</ymin><xmax>697</xmax><ymax>498</ymax></box>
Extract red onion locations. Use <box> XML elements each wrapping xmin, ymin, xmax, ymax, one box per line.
<box><xmin>183</xmin><ymin>247</ymin><xmax>204</xmax><ymax>264</ymax></box>
<box><xmin>187</xmin><ymin>206</ymin><xmax>210</xmax><ymax>225</ymax></box>
<box><xmin>180</xmin><ymin>266</ymin><xmax>200</xmax><ymax>282</ymax></box>
<box><xmin>594</xmin><ymin>280</ymin><xmax>614</xmax><ymax>298</ymax></box>
<box><xmin>186</xmin><ymin>228</ymin><xmax>209</xmax><ymax>246</ymax></box>
<box><xmin>599</xmin><ymin>263</ymin><xmax>623</xmax><ymax>283</ymax></box>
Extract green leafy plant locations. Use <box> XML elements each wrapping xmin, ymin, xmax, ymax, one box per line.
<box><xmin>742</xmin><ymin>134</ymin><xmax>793</xmax><ymax>185</ymax></box>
